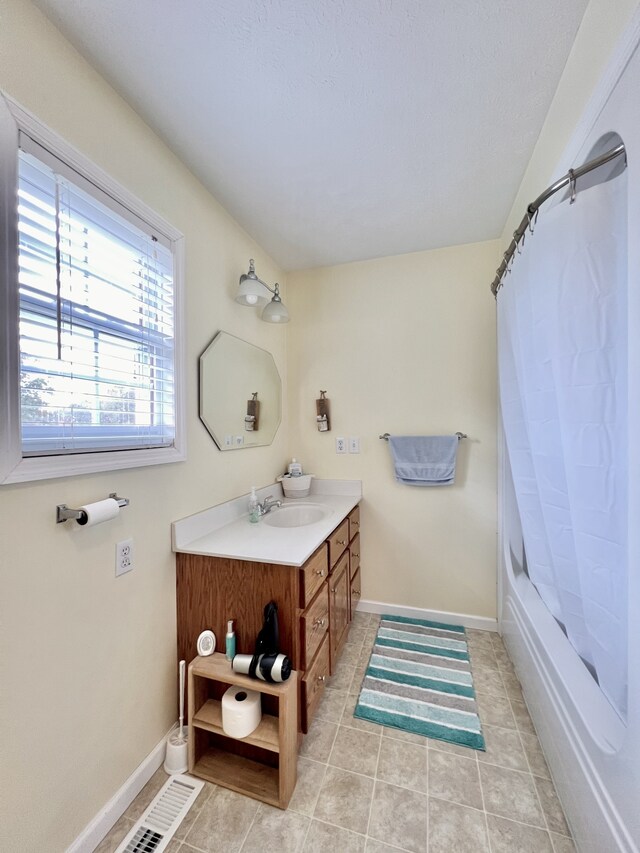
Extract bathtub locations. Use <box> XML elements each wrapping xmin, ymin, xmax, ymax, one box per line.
<box><xmin>499</xmin><ymin>451</ymin><xmax>640</xmax><ymax>852</ymax></box>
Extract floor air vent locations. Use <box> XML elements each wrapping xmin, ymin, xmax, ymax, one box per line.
<box><xmin>115</xmin><ymin>773</ymin><xmax>204</xmax><ymax>853</ymax></box>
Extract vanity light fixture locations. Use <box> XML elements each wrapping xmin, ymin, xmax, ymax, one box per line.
<box><xmin>236</xmin><ymin>259</ymin><xmax>290</xmax><ymax>323</ymax></box>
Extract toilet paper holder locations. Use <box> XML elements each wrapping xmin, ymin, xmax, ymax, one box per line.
<box><xmin>56</xmin><ymin>493</ymin><xmax>130</xmax><ymax>524</ymax></box>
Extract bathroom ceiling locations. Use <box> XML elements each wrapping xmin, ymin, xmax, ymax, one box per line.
<box><xmin>34</xmin><ymin>0</ymin><xmax>589</xmax><ymax>270</ymax></box>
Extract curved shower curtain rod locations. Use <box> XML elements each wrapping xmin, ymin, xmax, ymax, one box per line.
<box><xmin>490</xmin><ymin>142</ymin><xmax>627</xmax><ymax>297</ymax></box>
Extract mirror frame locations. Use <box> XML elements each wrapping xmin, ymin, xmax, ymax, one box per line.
<box><xmin>198</xmin><ymin>330</ymin><xmax>282</xmax><ymax>451</ymax></box>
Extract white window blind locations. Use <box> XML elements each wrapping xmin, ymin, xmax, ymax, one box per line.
<box><xmin>17</xmin><ymin>133</ymin><xmax>176</xmax><ymax>456</ymax></box>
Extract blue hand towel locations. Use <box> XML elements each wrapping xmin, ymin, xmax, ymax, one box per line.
<box><xmin>388</xmin><ymin>435</ymin><xmax>458</xmax><ymax>486</ymax></box>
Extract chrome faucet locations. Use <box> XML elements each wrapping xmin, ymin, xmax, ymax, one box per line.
<box><xmin>258</xmin><ymin>495</ymin><xmax>282</xmax><ymax>516</ymax></box>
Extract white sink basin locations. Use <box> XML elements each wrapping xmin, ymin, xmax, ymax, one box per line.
<box><xmin>263</xmin><ymin>503</ymin><xmax>329</xmax><ymax>528</ymax></box>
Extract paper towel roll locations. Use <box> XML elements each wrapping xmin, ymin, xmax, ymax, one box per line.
<box><xmin>221</xmin><ymin>684</ymin><xmax>262</xmax><ymax>739</ymax></box>
<box><xmin>77</xmin><ymin>498</ymin><xmax>120</xmax><ymax>527</ymax></box>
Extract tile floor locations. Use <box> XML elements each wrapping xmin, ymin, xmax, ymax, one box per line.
<box><xmin>96</xmin><ymin>612</ymin><xmax>575</xmax><ymax>853</ymax></box>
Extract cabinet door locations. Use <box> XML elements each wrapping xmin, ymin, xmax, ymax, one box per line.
<box><xmin>329</xmin><ymin>551</ymin><xmax>350</xmax><ymax>672</ymax></box>
<box><xmin>350</xmin><ymin>568</ymin><xmax>362</xmax><ymax>620</ymax></box>
<box><xmin>300</xmin><ymin>581</ymin><xmax>329</xmax><ymax>669</ymax></box>
<box><xmin>348</xmin><ymin>505</ymin><xmax>360</xmax><ymax>541</ymax></box>
<box><xmin>301</xmin><ymin>633</ymin><xmax>330</xmax><ymax>732</ymax></box>
<box><xmin>300</xmin><ymin>544</ymin><xmax>329</xmax><ymax>608</ymax></box>
<box><xmin>349</xmin><ymin>533</ymin><xmax>360</xmax><ymax>579</ymax></box>
<box><xmin>328</xmin><ymin>519</ymin><xmax>349</xmax><ymax>569</ymax></box>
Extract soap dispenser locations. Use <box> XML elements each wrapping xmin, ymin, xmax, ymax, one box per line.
<box><xmin>248</xmin><ymin>486</ymin><xmax>260</xmax><ymax>523</ymax></box>
<box><xmin>288</xmin><ymin>458</ymin><xmax>303</xmax><ymax>477</ymax></box>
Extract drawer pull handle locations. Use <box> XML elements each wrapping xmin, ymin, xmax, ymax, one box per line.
<box><xmin>331</xmin><ymin>586</ymin><xmax>337</xmax><ymax>593</ymax></box>
<box><xmin>352</xmin><ymin>553</ymin><xmax>359</xmax><ymax>558</ymax></box>
<box><xmin>336</xmin><ymin>539</ymin><xmax>347</xmax><ymax>546</ymax></box>
<box><xmin>314</xmin><ymin>618</ymin><xmax>326</xmax><ymax>628</ymax></box>
<box><xmin>352</xmin><ymin>521</ymin><xmax>360</xmax><ymax>526</ymax></box>
<box><xmin>353</xmin><ymin>589</ymin><xmax>361</xmax><ymax>595</ymax></box>
<box><xmin>317</xmin><ymin>674</ymin><xmax>326</xmax><ymax>683</ymax></box>
<box><xmin>314</xmin><ymin>569</ymin><xmax>325</xmax><ymax>576</ymax></box>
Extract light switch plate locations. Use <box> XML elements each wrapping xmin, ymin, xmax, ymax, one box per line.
<box><xmin>349</xmin><ymin>437</ymin><xmax>360</xmax><ymax>453</ymax></box>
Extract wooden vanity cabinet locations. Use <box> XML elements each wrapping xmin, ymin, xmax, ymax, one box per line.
<box><xmin>176</xmin><ymin>502</ymin><xmax>361</xmax><ymax>734</ymax></box>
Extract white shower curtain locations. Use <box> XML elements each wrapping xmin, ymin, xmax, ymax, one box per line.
<box><xmin>498</xmin><ymin>174</ymin><xmax>628</xmax><ymax>719</ymax></box>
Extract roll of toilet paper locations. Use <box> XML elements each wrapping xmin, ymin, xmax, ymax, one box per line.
<box><xmin>221</xmin><ymin>684</ymin><xmax>262</xmax><ymax>739</ymax></box>
<box><xmin>77</xmin><ymin>498</ymin><xmax>120</xmax><ymax>527</ymax></box>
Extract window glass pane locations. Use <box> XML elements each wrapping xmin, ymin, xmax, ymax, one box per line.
<box><xmin>18</xmin><ymin>148</ymin><xmax>176</xmax><ymax>455</ymax></box>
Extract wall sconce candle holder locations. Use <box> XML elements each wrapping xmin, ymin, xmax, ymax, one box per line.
<box><xmin>316</xmin><ymin>391</ymin><xmax>331</xmax><ymax>432</ymax></box>
<box><xmin>245</xmin><ymin>392</ymin><xmax>260</xmax><ymax>431</ymax></box>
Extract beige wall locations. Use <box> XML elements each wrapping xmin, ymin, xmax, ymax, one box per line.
<box><xmin>287</xmin><ymin>241</ymin><xmax>500</xmax><ymax>620</ymax></box>
<box><xmin>0</xmin><ymin>1</ymin><xmax>289</xmax><ymax>850</ymax></box>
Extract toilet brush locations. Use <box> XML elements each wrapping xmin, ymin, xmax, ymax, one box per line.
<box><xmin>164</xmin><ymin>660</ymin><xmax>188</xmax><ymax>774</ymax></box>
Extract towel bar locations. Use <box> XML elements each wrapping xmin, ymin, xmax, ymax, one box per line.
<box><xmin>379</xmin><ymin>432</ymin><xmax>467</xmax><ymax>441</ymax></box>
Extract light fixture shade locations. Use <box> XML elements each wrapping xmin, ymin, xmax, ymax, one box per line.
<box><xmin>236</xmin><ymin>279</ymin><xmax>270</xmax><ymax>306</ymax></box>
<box><xmin>236</xmin><ymin>259</ymin><xmax>270</xmax><ymax>306</ymax></box>
<box><xmin>261</xmin><ymin>284</ymin><xmax>289</xmax><ymax>323</ymax></box>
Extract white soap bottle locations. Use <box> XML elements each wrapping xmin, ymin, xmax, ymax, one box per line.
<box><xmin>248</xmin><ymin>486</ymin><xmax>260</xmax><ymax>523</ymax></box>
<box><xmin>288</xmin><ymin>458</ymin><xmax>303</xmax><ymax>477</ymax></box>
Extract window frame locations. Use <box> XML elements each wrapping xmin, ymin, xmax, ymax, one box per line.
<box><xmin>0</xmin><ymin>93</ymin><xmax>186</xmax><ymax>484</ymax></box>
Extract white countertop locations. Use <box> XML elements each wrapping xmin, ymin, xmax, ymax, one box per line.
<box><xmin>172</xmin><ymin>479</ymin><xmax>362</xmax><ymax>566</ymax></box>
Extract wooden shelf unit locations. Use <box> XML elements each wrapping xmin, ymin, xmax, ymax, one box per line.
<box><xmin>188</xmin><ymin>653</ymin><xmax>298</xmax><ymax>809</ymax></box>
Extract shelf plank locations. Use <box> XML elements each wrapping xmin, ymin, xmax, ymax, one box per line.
<box><xmin>189</xmin><ymin>652</ymin><xmax>297</xmax><ymax>698</ymax></box>
<box><xmin>193</xmin><ymin>747</ymin><xmax>281</xmax><ymax>808</ymax></box>
<box><xmin>192</xmin><ymin>699</ymin><xmax>280</xmax><ymax>753</ymax></box>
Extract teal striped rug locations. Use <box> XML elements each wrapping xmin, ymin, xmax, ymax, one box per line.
<box><xmin>353</xmin><ymin>614</ymin><xmax>485</xmax><ymax>751</ymax></box>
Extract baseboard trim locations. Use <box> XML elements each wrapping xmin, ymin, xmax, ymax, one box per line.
<box><xmin>358</xmin><ymin>598</ymin><xmax>498</xmax><ymax>632</ymax></box>
<box><xmin>66</xmin><ymin>724</ymin><xmax>175</xmax><ymax>853</ymax></box>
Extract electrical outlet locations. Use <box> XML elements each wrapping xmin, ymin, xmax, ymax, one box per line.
<box><xmin>349</xmin><ymin>437</ymin><xmax>360</xmax><ymax>453</ymax></box>
<box><xmin>116</xmin><ymin>539</ymin><xmax>134</xmax><ymax>576</ymax></box>
<box><xmin>336</xmin><ymin>436</ymin><xmax>347</xmax><ymax>454</ymax></box>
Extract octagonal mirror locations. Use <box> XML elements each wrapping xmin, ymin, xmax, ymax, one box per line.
<box><xmin>199</xmin><ymin>331</ymin><xmax>282</xmax><ymax>450</ymax></box>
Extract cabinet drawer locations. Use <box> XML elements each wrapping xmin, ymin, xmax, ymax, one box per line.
<box><xmin>349</xmin><ymin>533</ymin><xmax>360</xmax><ymax>579</ymax></box>
<box><xmin>300</xmin><ymin>582</ymin><xmax>329</xmax><ymax>669</ymax></box>
<box><xmin>349</xmin><ymin>506</ymin><xmax>360</xmax><ymax>541</ymax></box>
<box><xmin>328</xmin><ymin>519</ymin><xmax>349</xmax><ymax>569</ymax></box>
<box><xmin>350</xmin><ymin>567</ymin><xmax>362</xmax><ymax>618</ymax></box>
<box><xmin>300</xmin><ymin>544</ymin><xmax>329</xmax><ymax>608</ymax></box>
<box><xmin>301</xmin><ymin>633</ymin><xmax>330</xmax><ymax>731</ymax></box>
